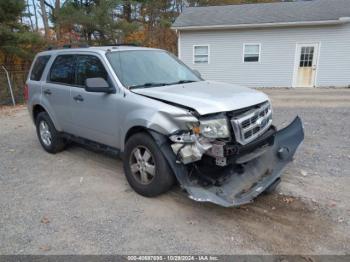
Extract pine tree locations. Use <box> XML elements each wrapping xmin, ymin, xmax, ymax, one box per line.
<box><xmin>0</xmin><ymin>0</ymin><xmax>43</xmax><ymax>62</ymax></box>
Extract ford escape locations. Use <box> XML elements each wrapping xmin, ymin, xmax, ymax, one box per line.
<box><xmin>26</xmin><ymin>46</ymin><xmax>304</xmax><ymax>207</ymax></box>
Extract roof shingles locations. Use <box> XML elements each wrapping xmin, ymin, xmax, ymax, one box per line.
<box><xmin>173</xmin><ymin>0</ymin><xmax>350</xmax><ymax>28</ymax></box>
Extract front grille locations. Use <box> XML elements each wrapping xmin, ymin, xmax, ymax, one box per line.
<box><xmin>230</xmin><ymin>101</ymin><xmax>272</xmax><ymax>145</ymax></box>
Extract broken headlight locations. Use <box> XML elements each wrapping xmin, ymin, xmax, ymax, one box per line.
<box><xmin>199</xmin><ymin>116</ymin><xmax>230</xmax><ymax>139</ymax></box>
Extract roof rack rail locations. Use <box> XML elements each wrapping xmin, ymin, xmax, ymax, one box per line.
<box><xmin>47</xmin><ymin>44</ymin><xmax>59</xmax><ymax>50</ymax></box>
<box><xmin>46</xmin><ymin>44</ymin><xmax>90</xmax><ymax>50</ymax></box>
<box><xmin>108</xmin><ymin>43</ymin><xmax>139</xmax><ymax>47</ymax></box>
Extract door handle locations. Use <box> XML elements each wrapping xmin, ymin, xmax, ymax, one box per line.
<box><xmin>43</xmin><ymin>89</ymin><xmax>52</xmax><ymax>95</ymax></box>
<box><xmin>73</xmin><ymin>94</ymin><xmax>84</xmax><ymax>102</ymax></box>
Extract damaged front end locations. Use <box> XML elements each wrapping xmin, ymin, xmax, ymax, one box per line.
<box><xmin>151</xmin><ymin>101</ymin><xmax>304</xmax><ymax>207</ymax></box>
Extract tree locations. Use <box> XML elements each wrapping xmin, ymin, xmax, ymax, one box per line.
<box><xmin>32</xmin><ymin>0</ymin><xmax>39</xmax><ymax>32</ymax></box>
<box><xmin>25</xmin><ymin>0</ymin><xmax>35</xmax><ymax>31</ymax></box>
<box><xmin>42</xmin><ymin>0</ymin><xmax>61</xmax><ymax>40</ymax></box>
<box><xmin>57</xmin><ymin>0</ymin><xmax>137</xmax><ymax>45</ymax></box>
<box><xmin>39</xmin><ymin>0</ymin><xmax>50</xmax><ymax>39</ymax></box>
<box><xmin>0</xmin><ymin>0</ymin><xmax>43</xmax><ymax>63</ymax></box>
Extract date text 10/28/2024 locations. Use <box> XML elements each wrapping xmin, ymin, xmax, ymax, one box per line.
<box><xmin>127</xmin><ymin>256</ymin><xmax>219</xmax><ymax>261</ymax></box>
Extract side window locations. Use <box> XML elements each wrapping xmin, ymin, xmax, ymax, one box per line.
<box><xmin>30</xmin><ymin>55</ymin><xmax>51</xmax><ymax>81</ymax></box>
<box><xmin>243</xmin><ymin>44</ymin><xmax>261</xmax><ymax>63</ymax></box>
<box><xmin>193</xmin><ymin>45</ymin><xmax>209</xmax><ymax>64</ymax></box>
<box><xmin>76</xmin><ymin>55</ymin><xmax>108</xmax><ymax>86</ymax></box>
<box><xmin>49</xmin><ymin>55</ymin><xmax>75</xmax><ymax>85</ymax></box>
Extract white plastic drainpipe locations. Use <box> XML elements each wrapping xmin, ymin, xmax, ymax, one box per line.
<box><xmin>1</xmin><ymin>65</ymin><xmax>16</xmax><ymax>106</ymax></box>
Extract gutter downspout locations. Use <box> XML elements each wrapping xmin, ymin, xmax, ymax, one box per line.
<box><xmin>177</xmin><ymin>29</ymin><xmax>182</xmax><ymax>59</ymax></box>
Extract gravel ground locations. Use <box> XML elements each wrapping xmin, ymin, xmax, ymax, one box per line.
<box><xmin>0</xmin><ymin>88</ymin><xmax>349</xmax><ymax>255</ymax></box>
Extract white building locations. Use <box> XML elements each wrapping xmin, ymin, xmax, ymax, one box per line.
<box><xmin>172</xmin><ymin>0</ymin><xmax>350</xmax><ymax>88</ymax></box>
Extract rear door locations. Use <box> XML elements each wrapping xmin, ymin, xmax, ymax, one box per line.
<box><xmin>42</xmin><ymin>54</ymin><xmax>75</xmax><ymax>131</ymax></box>
<box><xmin>69</xmin><ymin>54</ymin><xmax>119</xmax><ymax>147</ymax></box>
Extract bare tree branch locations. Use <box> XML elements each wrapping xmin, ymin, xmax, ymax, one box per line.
<box><xmin>44</xmin><ymin>0</ymin><xmax>54</xmax><ymax>11</ymax></box>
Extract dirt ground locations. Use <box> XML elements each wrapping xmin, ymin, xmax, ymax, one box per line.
<box><xmin>0</xmin><ymin>88</ymin><xmax>349</xmax><ymax>255</ymax></box>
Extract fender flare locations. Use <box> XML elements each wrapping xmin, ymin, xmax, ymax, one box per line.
<box><xmin>148</xmin><ymin>130</ymin><xmax>191</xmax><ymax>188</ymax></box>
<box><xmin>31</xmin><ymin>103</ymin><xmax>63</xmax><ymax>131</ymax></box>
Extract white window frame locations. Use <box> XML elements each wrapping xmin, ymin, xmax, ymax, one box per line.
<box><xmin>193</xmin><ymin>45</ymin><xmax>210</xmax><ymax>64</ymax></box>
<box><xmin>243</xmin><ymin>43</ymin><xmax>261</xmax><ymax>63</ymax></box>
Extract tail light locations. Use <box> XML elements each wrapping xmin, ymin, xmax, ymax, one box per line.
<box><xmin>24</xmin><ymin>84</ymin><xmax>29</xmax><ymax>102</ymax></box>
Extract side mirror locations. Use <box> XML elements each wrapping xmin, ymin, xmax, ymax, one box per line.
<box><xmin>192</xmin><ymin>69</ymin><xmax>202</xmax><ymax>78</ymax></box>
<box><xmin>85</xmin><ymin>77</ymin><xmax>115</xmax><ymax>93</ymax></box>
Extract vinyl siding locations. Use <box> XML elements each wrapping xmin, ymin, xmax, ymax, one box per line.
<box><xmin>179</xmin><ymin>24</ymin><xmax>350</xmax><ymax>88</ymax></box>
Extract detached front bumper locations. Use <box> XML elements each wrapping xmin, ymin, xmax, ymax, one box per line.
<box><xmin>151</xmin><ymin>116</ymin><xmax>304</xmax><ymax>207</ymax></box>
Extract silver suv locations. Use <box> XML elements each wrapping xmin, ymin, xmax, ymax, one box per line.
<box><xmin>26</xmin><ymin>46</ymin><xmax>304</xmax><ymax>207</ymax></box>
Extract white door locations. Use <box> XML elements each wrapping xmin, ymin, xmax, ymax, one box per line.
<box><xmin>294</xmin><ymin>43</ymin><xmax>319</xmax><ymax>87</ymax></box>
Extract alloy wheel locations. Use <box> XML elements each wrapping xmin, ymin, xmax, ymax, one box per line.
<box><xmin>39</xmin><ymin>120</ymin><xmax>52</xmax><ymax>146</ymax></box>
<box><xmin>129</xmin><ymin>146</ymin><xmax>156</xmax><ymax>185</ymax></box>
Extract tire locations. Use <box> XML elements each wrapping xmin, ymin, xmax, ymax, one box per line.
<box><xmin>35</xmin><ymin>112</ymin><xmax>66</xmax><ymax>154</ymax></box>
<box><xmin>123</xmin><ymin>132</ymin><xmax>175</xmax><ymax>197</ymax></box>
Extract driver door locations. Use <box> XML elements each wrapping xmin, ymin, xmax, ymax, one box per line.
<box><xmin>69</xmin><ymin>54</ymin><xmax>119</xmax><ymax>147</ymax></box>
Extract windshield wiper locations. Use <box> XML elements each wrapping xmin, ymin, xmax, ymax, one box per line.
<box><xmin>170</xmin><ymin>80</ymin><xmax>197</xmax><ymax>85</ymax></box>
<box><xmin>129</xmin><ymin>82</ymin><xmax>168</xmax><ymax>89</ymax></box>
<box><xmin>129</xmin><ymin>80</ymin><xmax>197</xmax><ymax>89</ymax></box>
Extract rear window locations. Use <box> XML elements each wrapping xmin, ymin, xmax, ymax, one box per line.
<box><xmin>49</xmin><ymin>55</ymin><xmax>75</xmax><ymax>85</ymax></box>
<box><xmin>30</xmin><ymin>55</ymin><xmax>51</xmax><ymax>81</ymax></box>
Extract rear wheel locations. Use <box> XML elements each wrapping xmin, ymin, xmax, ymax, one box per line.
<box><xmin>123</xmin><ymin>132</ymin><xmax>175</xmax><ymax>197</ymax></box>
<box><xmin>35</xmin><ymin>112</ymin><xmax>66</xmax><ymax>154</ymax></box>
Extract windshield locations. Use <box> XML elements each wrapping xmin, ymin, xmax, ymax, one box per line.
<box><xmin>106</xmin><ymin>50</ymin><xmax>202</xmax><ymax>89</ymax></box>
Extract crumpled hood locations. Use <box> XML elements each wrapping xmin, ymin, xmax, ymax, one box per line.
<box><xmin>132</xmin><ymin>80</ymin><xmax>269</xmax><ymax>115</ymax></box>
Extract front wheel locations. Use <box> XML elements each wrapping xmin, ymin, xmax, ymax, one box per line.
<box><xmin>123</xmin><ymin>132</ymin><xmax>175</xmax><ymax>197</ymax></box>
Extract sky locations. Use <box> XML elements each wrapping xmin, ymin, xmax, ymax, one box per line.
<box><xmin>24</xmin><ymin>0</ymin><xmax>66</xmax><ymax>30</ymax></box>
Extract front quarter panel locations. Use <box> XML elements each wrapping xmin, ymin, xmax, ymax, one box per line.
<box><xmin>119</xmin><ymin>91</ymin><xmax>198</xmax><ymax>151</ymax></box>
